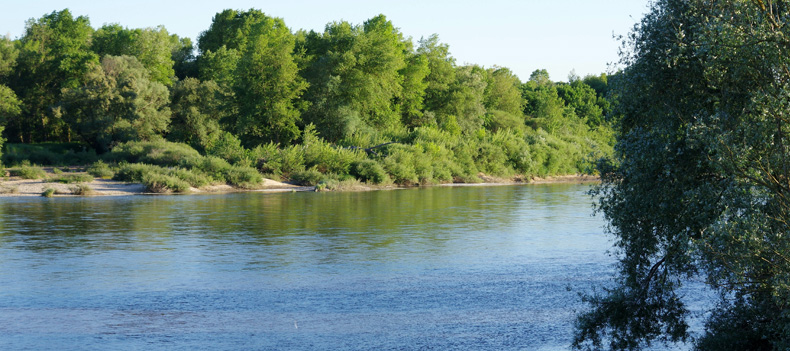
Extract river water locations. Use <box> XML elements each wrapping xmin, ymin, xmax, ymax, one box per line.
<box><xmin>0</xmin><ymin>183</ymin><xmax>618</xmax><ymax>350</ymax></box>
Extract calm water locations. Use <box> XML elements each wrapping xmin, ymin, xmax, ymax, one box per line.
<box><xmin>0</xmin><ymin>184</ymin><xmax>617</xmax><ymax>350</ymax></box>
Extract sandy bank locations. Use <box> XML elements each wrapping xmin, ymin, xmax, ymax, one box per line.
<box><xmin>0</xmin><ymin>173</ymin><xmax>598</xmax><ymax>197</ymax></box>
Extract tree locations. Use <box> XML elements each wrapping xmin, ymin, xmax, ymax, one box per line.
<box><xmin>483</xmin><ymin>67</ymin><xmax>525</xmax><ymax>132</ymax></box>
<box><xmin>521</xmin><ymin>70</ymin><xmax>571</xmax><ymax>134</ymax></box>
<box><xmin>167</xmin><ymin>78</ymin><xmax>224</xmax><ymax>151</ymax></box>
<box><xmin>574</xmin><ymin>1</ymin><xmax>790</xmax><ymax>350</ymax></box>
<box><xmin>556</xmin><ymin>80</ymin><xmax>604</xmax><ymax>127</ymax></box>
<box><xmin>418</xmin><ymin>34</ymin><xmax>457</xmax><ymax>127</ymax></box>
<box><xmin>197</xmin><ymin>10</ymin><xmax>306</xmax><ymax>146</ymax></box>
<box><xmin>60</xmin><ymin>55</ymin><xmax>170</xmax><ymax>152</ymax></box>
<box><xmin>0</xmin><ymin>36</ymin><xmax>21</xmax><ymax>129</ymax></box>
<box><xmin>234</xmin><ymin>15</ymin><xmax>307</xmax><ymax>146</ymax></box>
<box><xmin>92</xmin><ymin>24</ymin><xmax>177</xmax><ymax>86</ymax></box>
<box><xmin>11</xmin><ymin>9</ymin><xmax>98</xmax><ymax>142</ymax></box>
<box><xmin>300</xmin><ymin>15</ymin><xmax>407</xmax><ymax>142</ymax></box>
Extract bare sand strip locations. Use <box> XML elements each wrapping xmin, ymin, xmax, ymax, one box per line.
<box><xmin>0</xmin><ymin>174</ymin><xmax>598</xmax><ymax>197</ymax></box>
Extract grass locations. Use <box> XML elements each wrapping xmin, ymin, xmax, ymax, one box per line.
<box><xmin>12</xmin><ymin>163</ymin><xmax>47</xmax><ymax>180</ymax></box>
<box><xmin>41</xmin><ymin>187</ymin><xmax>55</xmax><ymax>197</ymax></box>
<box><xmin>71</xmin><ymin>184</ymin><xmax>94</xmax><ymax>195</ymax></box>
<box><xmin>50</xmin><ymin>173</ymin><xmax>94</xmax><ymax>184</ymax></box>
<box><xmin>87</xmin><ymin>161</ymin><xmax>114</xmax><ymax>178</ymax></box>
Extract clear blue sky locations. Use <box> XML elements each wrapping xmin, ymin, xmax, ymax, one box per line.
<box><xmin>2</xmin><ymin>0</ymin><xmax>650</xmax><ymax>82</ymax></box>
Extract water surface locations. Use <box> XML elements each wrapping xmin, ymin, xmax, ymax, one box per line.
<box><xmin>0</xmin><ymin>184</ymin><xmax>616</xmax><ymax>350</ymax></box>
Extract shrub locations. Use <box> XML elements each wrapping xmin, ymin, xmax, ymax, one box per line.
<box><xmin>195</xmin><ymin>156</ymin><xmax>232</xmax><ymax>181</ymax></box>
<box><xmin>381</xmin><ymin>146</ymin><xmax>419</xmax><ymax>185</ymax></box>
<box><xmin>224</xmin><ymin>165</ymin><xmax>263</xmax><ymax>189</ymax></box>
<box><xmin>351</xmin><ymin>159</ymin><xmax>390</xmax><ymax>184</ymax></box>
<box><xmin>13</xmin><ymin>163</ymin><xmax>47</xmax><ymax>179</ymax></box>
<box><xmin>141</xmin><ymin>173</ymin><xmax>191</xmax><ymax>193</ymax></box>
<box><xmin>71</xmin><ymin>184</ymin><xmax>94</xmax><ymax>195</ymax></box>
<box><xmin>52</xmin><ymin>168</ymin><xmax>63</xmax><ymax>175</ymax></box>
<box><xmin>51</xmin><ymin>173</ymin><xmax>94</xmax><ymax>184</ymax></box>
<box><xmin>108</xmin><ymin>140</ymin><xmax>202</xmax><ymax>167</ymax></box>
<box><xmin>206</xmin><ymin>132</ymin><xmax>249</xmax><ymax>165</ymax></box>
<box><xmin>3</xmin><ymin>143</ymin><xmax>98</xmax><ymax>166</ymax></box>
<box><xmin>113</xmin><ymin>163</ymin><xmax>157</xmax><ymax>183</ymax></box>
<box><xmin>41</xmin><ymin>188</ymin><xmax>56</xmax><ymax>197</ymax></box>
<box><xmin>87</xmin><ymin>160</ymin><xmax>115</xmax><ymax>178</ymax></box>
<box><xmin>166</xmin><ymin>168</ymin><xmax>211</xmax><ymax>188</ymax></box>
<box><xmin>289</xmin><ymin>167</ymin><xmax>324</xmax><ymax>186</ymax></box>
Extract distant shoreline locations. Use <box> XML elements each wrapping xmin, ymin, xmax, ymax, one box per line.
<box><xmin>0</xmin><ymin>173</ymin><xmax>599</xmax><ymax>198</ymax></box>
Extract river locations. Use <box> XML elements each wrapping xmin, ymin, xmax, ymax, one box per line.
<box><xmin>0</xmin><ymin>183</ymin><xmax>619</xmax><ymax>350</ymax></box>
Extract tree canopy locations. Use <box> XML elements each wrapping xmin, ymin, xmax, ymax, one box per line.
<box><xmin>574</xmin><ymin>0</ymin><xmax>790</xmax><ymax>349</ymax></box>
<box><xmin>0</xmin><ymin>7</ymin><xmax>615</xmax><ymax>189</ymax></box>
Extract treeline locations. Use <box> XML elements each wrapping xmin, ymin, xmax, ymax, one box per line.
<box><xmin>0</xmin><ymin>9</ymin><xmax>614</xmax><ymax>187</ymax></box>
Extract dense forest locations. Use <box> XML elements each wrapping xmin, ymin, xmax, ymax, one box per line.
<box><xmin>0</xmin><ymin>9</ymin><xmax>613</xmax><ymax>191</ymax></box>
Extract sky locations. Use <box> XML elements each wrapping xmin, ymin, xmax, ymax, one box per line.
<box><xmin>1</xmin><ymin>0</ymin><xmax>651</xmax><ymax>82</ymax></box>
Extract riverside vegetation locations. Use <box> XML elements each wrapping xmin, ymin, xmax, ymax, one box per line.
<box><xmin>0</xmin><ymin>9</ymin><xmax>614</xmax><ymax>193</ymax></box>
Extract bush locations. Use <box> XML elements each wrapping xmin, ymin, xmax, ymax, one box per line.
<box><xmin>108</xmin><ymin>140</ymin><xmax>202</xmax><ymax>167</ymax></box>
<box><xmin>71</xmin><ymin>184</ymin><xmax>94</xmax><ymax>195</ymax></box>
<box><xmin>351</xmin><ymin>159</ymin><xmax>390</xmax><ymax>184</ymax></box>
<box><xmin>114</xmin><ymin>163</ymin><xmax>210</xmax><ymax>188</ymax></box>
<box><xmin>224</xmin><ymin>165</ymin><xmax>263</xmax><ymax>189</ymax></box>
<box><xmin>195</xmin><ymin>156</ymin><xmax>232</xmax><ymax>181</ymax></box>
<box><xmin>13</xmin><ymin>163</ymin><xmax>47</xmax><ymax>179</ymax></box>
<box><xmin>87</xmin><ymin>160</ymin><xmax>115</xmax><ymax>178</ymax></box>
<box><xmin>41</xmin><ymin>188</ymin><xmax>56</xmax><ymax>197</ymax></box>
<box><xmin>51</xmin><ymin>173</ymin><xmax>94</xmax><ymax>184</ymax></box>
<box><xmin>141</xmin><ymin>173</ymin><xmax>191</xmax><ymax>193</ymax></box>
<box><xmin>289</xmin><ymin>167</ymin><xmax>324</xmax><ymax>186</ymax></box>
<box><xmin>3</xmin><ymin>143</ymin><xmax>98</xmax><ymax>166</ymax></box>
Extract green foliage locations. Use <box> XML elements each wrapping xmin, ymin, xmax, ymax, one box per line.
<box><xmin>289</xmin><ymin>167</ymin><xmax>325</xmax><ymax>186</ymax></box>
<box><xmin>108</xmin><ymin>140</ymin><xmax>262</xmax><ymax>189</ymax></box>
<box><xmin>71</xmin><ymin>184</ymin><xmax>94</xmax><ymax>195</ymax></box>
<box><xmin>206</xmin><ymin>131</ymin><xmax>250</xmax><ymax>166</ymax></box>
<box><xmin>113</xmin><ymin>163</ymin><xmax>197</xmax><ymax>192</ymax></box>
<box><xmin>10</xmin><ymin>9</ymin><xmax>99</xmax><ymax>143</ymax></box>
<box><xmin>351</xmin><ymin>159</ymin><xmax>390</xmax><ymax>184</ymax></box>
<box><xmin>0</xmin><ymin>8</ymin><xmax>616</xmax><ymax>192</ymax></box>
<box><xmin>13</xmin><ymin>163</ymin><xmax>46</xmax><ymax>179</ymax></box>
<box><xmin>300</xmin><ymin>15</ymin><xmax>407</xmax><ymax>141</ymax></box>
<box><xmin>87</xmin><ymin>160</ymin><xmax>114</xmax><ymax>178</ymax></box>
<box><xmin>50</xmin><ymin>173</ymin><xmax>93</xmax><ymax>183</ymax></box>
<box><xmin>92</xmin><ymin>24</ymin><xmax>177</xmax><ymax>85</ymax></box>
<box><xmin>3</xmin><ymin>143</ymin><xmax>97</xmax><ymax>166</ymax></box>
<box><xmin>167</xmin><ymin>78</ymin><xmax>224</xmax><ymax>151</ymax></box>
<box><xmin>107</xmin><ymin>140</ymin><xmax>202</xmax><ymax>166</ymax></box>
<box><xmin>234</xmin><ymin>13</ymin><xmax>307</xmax><ymax>146</ymax></box>
<box><xmin>223</xmin><ymin>165</ymin><xmax>263</xmax><ymax>188</ymax></box>
<box><xmin>574</xmin><ymin>1</ymin><xmax>790</xmax><ymax>350</ymax></box>
<box><xmin>141</xmin><ymin>172</ymin><xmax>191</xmax><ymax>193</ymax></box>
<box><xmin>41</xmin><ymin>187</ymin><xmax>56</xmax><ymax>197</ymax></box>
<box><xmin>60</xmin><ymin>55</ymin><xmax>171</xmax><ymax>152</ymax></box>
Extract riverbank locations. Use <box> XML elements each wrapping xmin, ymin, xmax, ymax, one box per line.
<box><xmin>0</xmin><ymin>171</ymin><xmax>599</xmax><ymax>197</ymax></box>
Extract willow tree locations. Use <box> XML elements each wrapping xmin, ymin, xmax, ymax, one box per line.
<box><xmin>60</xmin><ymin>55</ymin><xmax>170</xmax><ymax>152</ymax></box>
<box><xmin>574</xmin><ymin>0</ymin><xmax>790</xmax><ymax>350</ymax></box>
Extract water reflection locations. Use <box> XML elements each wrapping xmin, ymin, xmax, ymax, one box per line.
<box><xmin>0</xmin><ymin>184</ymin><xmax>618</xmax><ymax>350</ymax></box>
